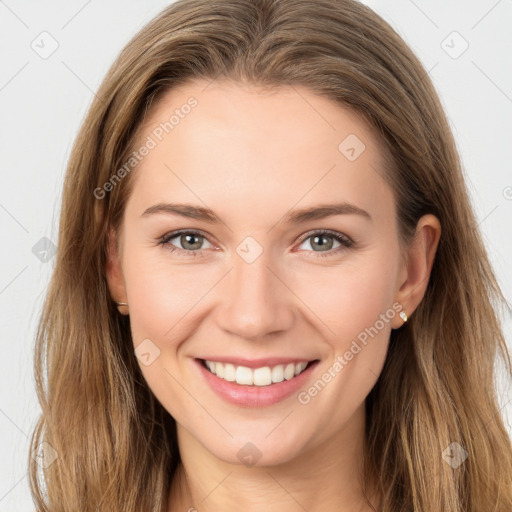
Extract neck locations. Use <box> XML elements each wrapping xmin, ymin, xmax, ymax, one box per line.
<box><xmin>167</xmin><ymin>404</ymin><xmax>380</xmax><ymax>512</ymax></box>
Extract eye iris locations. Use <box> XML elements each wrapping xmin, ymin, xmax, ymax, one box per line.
<box><xmin>181</xmin><ymin>233</ymin><xmax>202</xmax><ymax>250</ymax></box>
<box><xmin>311</xmin><ymin>234</ymin><xmax>333</xmax><ymax>252</ymax></box>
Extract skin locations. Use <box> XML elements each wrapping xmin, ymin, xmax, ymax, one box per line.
<box><xmin>106</xmin><ymin>79</ymin><xmax>441</xmax><ymax>512</ymax></box>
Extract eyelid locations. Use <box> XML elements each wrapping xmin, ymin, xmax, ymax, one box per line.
<box><xmin>160</xmin><ymin>228</ymin><xmax>213</xmax><ymax>244</ymax></box>
<box><xmin>295</xmin><ymin>228</ymin><xmax>353</xmax><ymax>245</ymax></box>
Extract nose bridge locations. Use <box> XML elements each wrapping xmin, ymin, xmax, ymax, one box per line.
<box><xmin>217</xmin><ymin>240</ymin><xmax>294</xmax><ymax>339</ymax></box>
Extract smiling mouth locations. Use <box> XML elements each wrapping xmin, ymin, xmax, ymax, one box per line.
<box><xmin>200</xmin><ymin>358</ymin><xmax>318</xmax><ymax>387</ymax></box>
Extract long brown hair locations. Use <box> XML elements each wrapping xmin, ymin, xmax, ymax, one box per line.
<box><xmin>29</xmin><ymin>1</ymin><xmax>512</xmax><ymax>510</ymax></box>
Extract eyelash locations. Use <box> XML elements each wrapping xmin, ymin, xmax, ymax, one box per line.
<box><xmin>158</xmin><ymin>229</ymin><xmax>354</xmax><ymax>259</ymax></box>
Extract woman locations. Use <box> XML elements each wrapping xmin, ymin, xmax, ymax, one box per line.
<box><xmin>29</xmin><ymin>0</ymin><xmax>512</xmax><ymax>510</ymax></box>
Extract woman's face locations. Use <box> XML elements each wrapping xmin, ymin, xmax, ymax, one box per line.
<box><xmin>108</xmin><ymin>79</ymin><xmax>416</xmax><ymax>466</ymax></box>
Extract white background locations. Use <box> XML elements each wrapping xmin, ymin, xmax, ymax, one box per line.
<box><xmin>1</xmin><ymin>1</ymin><xmax>511</xmax><ymax>510</ymax></box>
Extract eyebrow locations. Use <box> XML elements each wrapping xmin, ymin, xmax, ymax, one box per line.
<box><xmin>141</xmin><ymin>201</ymin><xmax>372</xmax><ymax>223</ymax></box>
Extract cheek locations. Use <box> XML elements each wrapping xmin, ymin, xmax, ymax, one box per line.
<box><xmin>121</xmin><ymin>249</ymin><xmax>214</xmax><ymax>422</ymax></box>
<box><xmin>124</xmin><ymin>250</ymin><xmax>215</xmax><ymax>345</ymax></box>
<box><xmin>287</xmin><ymin>251</ymin><xmax>398</xmax><ymax>438</ymax></box>
<box><xmin>290</xmin><ymin>247</ymin><xmax>399</xmax><ymax>352</ymax></box>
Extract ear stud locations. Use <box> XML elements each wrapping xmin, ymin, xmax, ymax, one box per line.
<box><xmin>115</xmin><ymin>301</ymin><xmax>129</xmax><ymax>315</ymax></box>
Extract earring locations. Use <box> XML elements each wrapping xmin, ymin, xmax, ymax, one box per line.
<box><xmin>115</xmin><ymin>301</ymin><xmax>129</xmax><ymax>315</ymax></box>
<box><xmin>399</xmin><ymin>311</ymin><xmax>408</xmax><ymax>322</ymax></box>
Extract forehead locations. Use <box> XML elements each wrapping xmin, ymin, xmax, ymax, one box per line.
<box><xmin>126</xmin><ymin>79</ymin><xmax>395</xmax><ymax>225</ymax></box>
<box><xmin>137</xmin><ymin>79</ymin><xmax>385</xmax><ymax>161</ymax></box>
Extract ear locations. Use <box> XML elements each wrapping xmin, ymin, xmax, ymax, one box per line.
<box><xmin>392</xmin><ymin>214</ymin><xmax>441</xmax><ymax>328</ymax></box>
<box><xmin>106</xmin><ymin>226</ymin><xmax>129</xmax><ymax>314</ymax></box>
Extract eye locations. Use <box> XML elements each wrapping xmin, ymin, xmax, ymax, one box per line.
<box><xmin>295</xmin><ymin>229</ymin><xmax>353</xmax><ymax>257</ymax></box>
<box><xmin>159</xmin><ymin>229</ymin><xmax>354</xmax><ymax>259</ymax></box>
<box><xmin>159</xmin><ymin>230</ymin><xmax>214</xmax><ymax>257</ymax></box>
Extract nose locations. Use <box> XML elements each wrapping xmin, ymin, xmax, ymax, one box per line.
<box><xmin>215</xmin><ymin>248</ymin><xmax>295</xmax><ymax>341</ymax></box>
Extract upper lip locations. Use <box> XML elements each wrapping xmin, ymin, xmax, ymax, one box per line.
<box><xmin>197</xmin><ymin>357</ymin><xmax>318</xmax><ymax>369</ymax></box>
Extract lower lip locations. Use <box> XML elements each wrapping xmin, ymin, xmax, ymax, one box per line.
<box><xmin>195</xmin><ymin>358</ymin><xmax>319</xmax><ymax>408</ymax></box>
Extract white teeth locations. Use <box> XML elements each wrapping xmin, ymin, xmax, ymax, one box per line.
<box><xmin>204</xmin><ymin>360</ymin><xmax>311</xmax><ymax>386</ymax></box>
<box><xmin>271</xmin><ymin>365</ymin><xmax>284</xmax><ymax>383</ymax></box>
<box><xmin>215</xmin><ymin>361</ymin><xmax>224</xmax><ymax>378</ymax></box>
<box><xmin>284</xmin><ymin>363</ymin><xmax>295</xmax><ymax>380</ymax></box>
<box><xmin>253</xmin><ymin>367</ymin><xmax>272</xmax><ymax>386</ymax></box>
<box><xmin>235</xmin><ymin>366</ymin><xmax>253</xmax><ymax>385</ymax></box>
<box><xmin>296</xmin><ymin>361</ymin><xmax>307</xmax><ymax>374</ymax></box>
<box><xmin>224</xmin><ymin>363</ymin><xmax>236</xmax><ymax>382</ymax></box>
